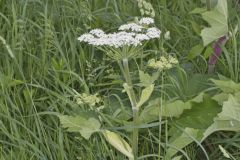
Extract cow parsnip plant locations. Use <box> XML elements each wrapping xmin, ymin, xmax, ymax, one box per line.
<box><xmin>57</xmin><ymin>1</ymin><xmax>240</xmax><ymax>159</ymax></box>
<box><xmin>58</xmin><ymin>17</ymin><xmax>178</xmax><ymax>160</ymax></box>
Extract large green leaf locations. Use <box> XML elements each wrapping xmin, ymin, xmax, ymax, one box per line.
<box><xmin>202</xmin><ymin>94</ymin><xmax>240</xmax><ymax>141</ymax></box>
<box><xmin>140</xmin><ymin>93</ymin><xmax>205</xmax><ymax>123</ymax></box>
<box><xmin>203</xmin><ymin>119</ymin><xmax>240</xmax><ymax>141</ymax></box>
<box><xmin>203</xmin><ymin>46</ymin><xmax>214</xmax><ymax>58</ymax></box>
<box><xmin>200</xmin><ymin>0</ymin><xmax>228</xmax><ymax>46</ymax></box>
<box><xmin>172</xmin><ymin>95</ymin><xmax>221</xmax><ymax>129</ymax></box>
<box><xmin>211</xmin><ymin>79</ymin><xmax>240</xmax><ymax>94</ymax></box>
<box><xmin>166</xmin><ymin>128</ymin><xmax>201</xmax><ymax>159</ymax></box>
<box><xmin>140</xmin><ymin>99</ymin><xmax>191</xmax><ymax>123</ymax></box>
<box><xmin>219</xmin><ymin>95</ymin><xmax>240</xmax><ymax>121</ymax></box>
<box><xmin>166</xmin><ymin>96</ymin><xmax>220</xmax><ymax>158</ymax></box>
<box><xmin>212</xmin><ymin>93</ymin><xmax>229</xmax><ymax>105</ymax></box>
<box><xmin>103</xmin><ymin>130</ymin><xmax>133</xmax><ymax>159</ymax></box>
<box><xmin>187</xmin><ymin>44</ymin><xmax>204</xmax><ymax>60</ymax></box>
<box><xmin>58</xmin><ymin>115</ymin><xmax>101</xmax><ymax>139</ymax></box>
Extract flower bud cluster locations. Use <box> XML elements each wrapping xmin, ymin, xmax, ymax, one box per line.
<box><xmin>76</xmin><ymin>93</ymin><xmax>101</xmax><ymax>107</ymax></box>
<box><xmin>148</xmin><ymin>56</ymin><xmax>178</xmax><ymax>70</ymax></box>
<box><xmin>137</xmin><ymin>0</ymin><xmax>155</xmax><ymax>18</ymax></box>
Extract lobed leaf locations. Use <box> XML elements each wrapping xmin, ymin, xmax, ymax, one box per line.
<box><xmin>140</xmin><ymin>99</ymin><xmax>191</xmax><ymax>123</ymax></box>
<box><xmin>200</xmin><ymin>0</ymin><xmax>228</xmax><ymax>46</ymax></box>
<box><xmin>172</xmin><ymin>95</ymin><xmax>221</xmax><ymax>129</ymax></box>
<box><xmin>202</xmin><ymin>94</ymin><xmax>240</xmax><ymax>141</ymax></box>
<box><xmin>211</xmin><ymin>79</ymin><xmax>240</xmax><ymax>94</ymax></box>
<box><xmin>58</xmin><ymin>115</ymin><xmax>101</xmax><ymax>139</ymax></box>
<box><xmin>166</xmin><ymin>128</ymin><xmax>201</xmax><ymax>159</ymax></box>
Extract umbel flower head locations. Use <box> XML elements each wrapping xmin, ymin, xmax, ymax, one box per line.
<box><xmin>77</xmin><ymin>17</ymin><xmax>161</xmax><ymax>49</ymax></box>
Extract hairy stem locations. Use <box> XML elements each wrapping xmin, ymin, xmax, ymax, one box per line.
<box><xmin>121</xmin><ymin>58</ymin><xmax>139</xmax><ymax>160</ymax></box>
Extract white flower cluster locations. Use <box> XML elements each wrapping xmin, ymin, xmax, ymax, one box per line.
<box><xmin>77</xmin><ymin>33</ymin><xmax>94</xmax><ymax>42</ymax></box>
<box><xmin>148</xmin><ymin>56</ymin><xmax>178</xmax><ymax>70</ymax></box>
<box><xmin>89</xmin><ymin>29</ymin><xmax>105</xmax><ymax>37</ymax></box>
<box><xmin>77</xmin><ymin>17</ymin><xmax>161</xmax><ymax>48</ymax></box>
<box><xmin>146</xmin><ymin>27</ymin><xmax>161</xmax><ymax>38</ymax></box>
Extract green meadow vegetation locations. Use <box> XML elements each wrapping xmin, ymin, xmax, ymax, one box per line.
<box><xmin>0</xmin><ymin>0</ymin><xmax>240</xmax><ymax>159</ymax></box>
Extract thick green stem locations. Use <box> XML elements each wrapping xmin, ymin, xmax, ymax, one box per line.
<box><xmin>132</xmin><ymin>108</ymin><xmax>139</xmax><ymax>160</ymax></box>
<box><xmin>121</xmin><ymin>58</ymin><xmax>139</xmax><ymax>160</ymax></box>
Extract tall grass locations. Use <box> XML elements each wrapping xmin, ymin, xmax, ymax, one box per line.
<box><xmin>0</xmin><ymin>0</ymin><xmax>145</xmax><ymax>159</ymax></box>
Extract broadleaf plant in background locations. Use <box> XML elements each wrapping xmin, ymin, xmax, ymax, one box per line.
<box><xmin>200</xmin><ymin>0</ymin><xmax>228</xmax><ymax>46</ymax></box>
<box><xmin>166</xmin><ymin>77</ymin><xmax>240</xmax><ymax>159</ymax></box>
<box><xmin>190</xmin><ymin>0</ymin><xmax>229</xmax><ymax>73</ymax></box>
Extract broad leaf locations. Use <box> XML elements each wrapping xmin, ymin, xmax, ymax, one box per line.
<box><xmin>172</xmin><ymin>95</ymin><xmax>221</xmax><ymax>129</ymax></box>
<box><xmin>219</xmin><ymin>95</ymin><xmax>240</xmax><ymax>121</ymax></box>
<box><xmin>212</xmin><ymin>93</ymin><xmax>229</xmax><ymax>105</ymax></box>
<box><xmin>139</xmin><ymin>70</ymin><xmax>158</xmax><ymax>87</ymax></box>
<box><xmin>103</xmin><ymin>130</ymin><xmax>133</xmax><ymax>159</ymax></box>
<box><xmin>139</xmin><ymin>70</ymin><xmax>152</xmax><ymax>86</ymax></box>
<box><xmin>200</xmin><ymin>0</ymin><xmax>228</xmax><ymax>46</ymax></box>
<box><xmin>202</xmin><ymin>94</ymin><xmax>240</xmax><ymax>141</ymax></box>
<box><xmin>167</xmin><ymin>96</ymin><xmax>214</xmax><ymax>158</ymax></box>
<box><xmin>140</xmin><ymin>99</ymin><xmax>191</xmax><ymax>123</ymax></box>
<box><xmin>190</xmin><ymin>92</ymin><xmax>205</xmax><ymax>103</ymax></box>
<box><xmin>211</xmin><ymin>79</ymin><xmax>240</xmax><ymax>94</ymax></box>
<box><xmin>140</xmin><ymin>93</ymin><xmax>205</xmax><ymax>123</ymax></box>
<box><xmin>203</xmin><ymin>119</ymin><xmax>240</xmax><ymax>141</ymax></box>
<box><xmin>203</xmin><ymin>46</ymin><xmax>213</xmax><ymax>58</ymax></box>
<box><xmin>166</xmin><ymin>128</ymin><xmax>201</xmax><ymax>159</ymax></box>
<box><xmin>190</xmin><ymin>21</ymin><xmax>201</xmax><ymax>35</ymax></box>
<box><xmin>137</xmin><ymin>84</ymin><xmax>154</xmax><ymax>108</ymax></box>
<box><xmin>187</xmin><ymin>44</ymin><xmax>204</xmax><ymax>60</ymax></box>
<box><xmin>58</xmin><ymin>115</ymin><xmax>101</xmax><ymax>139</ymax></box>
